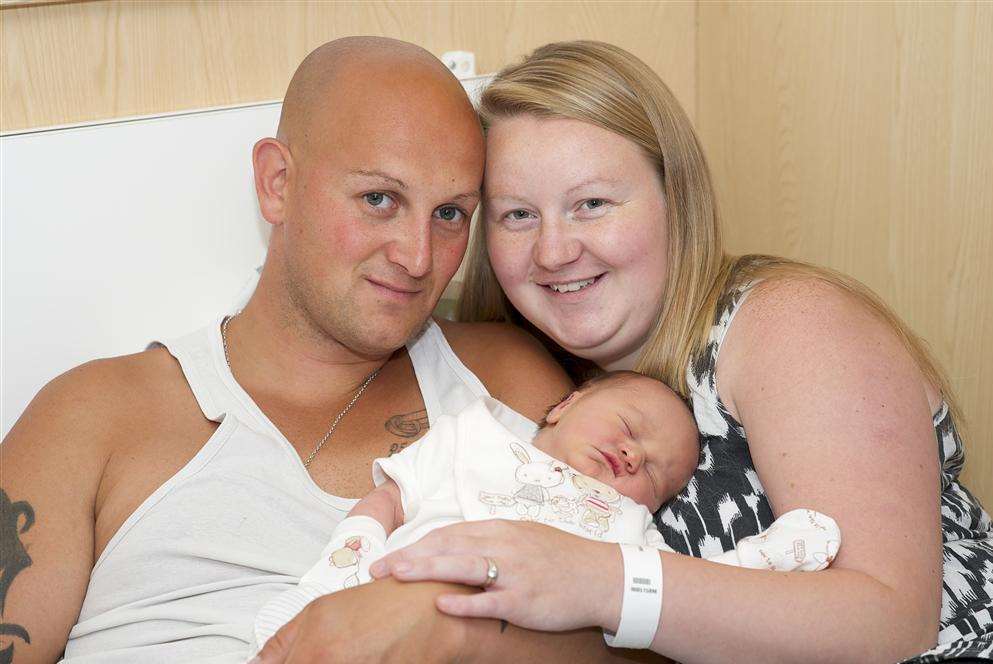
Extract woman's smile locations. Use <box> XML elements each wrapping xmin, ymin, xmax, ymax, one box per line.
<box><xmin>484</xmin><ymin>114</ymin><xmax>669</xmax><ymax>368</ymax></box>
<box><xmin>535</xmin><ymin>273</ymin><xmax>606</xmax><ymax>299</ymax></box>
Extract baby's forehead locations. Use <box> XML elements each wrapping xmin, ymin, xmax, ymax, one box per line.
<box><xmin>597</xmin><ymin>379</ymin><xmax>689</xmax><ymax>434</ymax></box>
<box><xmin>594</xmin><ymin>376</ymin><xmax>667</xmax><ymax>406</ymax></box>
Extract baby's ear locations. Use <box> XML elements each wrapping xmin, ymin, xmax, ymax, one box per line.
<box><xmin>545</xmin><ymin>391</ymin><xmax>582</xmax><ymax>425</ymax></box>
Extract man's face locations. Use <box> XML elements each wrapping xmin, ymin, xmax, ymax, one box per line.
<box><xmin>276</xmin><ymin>67</ymin><xmax>484</xmax><ymax>357</ymax></box>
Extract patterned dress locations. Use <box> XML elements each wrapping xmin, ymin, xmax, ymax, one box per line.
<box><xmin>654</xmin><ymin>284</ymin><xmax>993</xmax><ymax>662</ymax></box>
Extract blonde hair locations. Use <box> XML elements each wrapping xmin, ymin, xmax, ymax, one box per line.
<box><xmin>458</xmin><ymin>40</ymin><xmax>960</xmax><ymax>422</ymax></box>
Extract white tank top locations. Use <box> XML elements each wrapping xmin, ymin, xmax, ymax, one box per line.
<box><xmin>62</xmin><ymin>318</ymin><xmax>535</xmax><ymax>663</ymax></box>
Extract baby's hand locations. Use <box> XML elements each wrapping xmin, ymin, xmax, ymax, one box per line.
<box><xmin>347</xmin><ymin>477</ymin><xmax>404</xmax><ymax>534</ymax></box>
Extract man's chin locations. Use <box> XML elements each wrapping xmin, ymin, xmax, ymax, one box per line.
<box><xmin>343</xmin><ymin>313</ymin><xmax>432</xmax><ymax>358</ymax></box>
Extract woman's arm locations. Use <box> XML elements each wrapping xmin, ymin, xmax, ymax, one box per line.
<box><xmin>696</xmin><ymin>278</ymin><xmax>941</xmax><ymax>654</ymax></box>
<box><xmin>631</xmin><ymin>278</ymin><xmax>940</xmax><ymax>661</ymax></box>
<box><xmin>373</xmin><ymin>278</ymin><xmax>943</xmax><ymax>663</ymax></box>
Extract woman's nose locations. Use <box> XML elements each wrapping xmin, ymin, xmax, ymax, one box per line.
<box><xmin>532</xmin><ymin>219</ymin><xmax>582</xmax><ymax>271</ymax></box>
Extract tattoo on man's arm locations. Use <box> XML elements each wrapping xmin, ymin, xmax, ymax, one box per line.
<box><xmin>385</xmin><ymin>409</ymin><xmax>429</xmax><ymax>455</ymax></box>
<box><xmin>0</xmin><ymin>489</ymin><xmax>35</xmax><ymax>664</ymax></box>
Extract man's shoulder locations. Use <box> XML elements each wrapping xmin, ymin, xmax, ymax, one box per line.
<box><xmin>52</xmin><ymin>346</ymin><xmax>185</xmax><ymax>404</ymax></box>
<box><xmin>436</xmin><ymin>318</ymin><xmax>543</xmax><ymax>350</ymax></box>
<box><xmin>434</xmin><ymin>319</ymin><xmax>572</xmax><ymax>421</ymax></box>
<box><xmin>7</xmin><ymin>347</ymin><xmax>192</xmax><ymax>450</ymax></box>
<box><xmin>434</xmin><ymin>319</ymin><xmax>560</xmax><ymax>379</ymax></box>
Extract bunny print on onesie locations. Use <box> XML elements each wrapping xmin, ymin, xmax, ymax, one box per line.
<box><xmin>463</xmin><ymin>435</ymin><xmax>656</xmax><ymax>544</ymax></box>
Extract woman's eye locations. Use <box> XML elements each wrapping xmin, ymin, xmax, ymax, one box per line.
<box><xmin>363</xmin><ymin>192</ymin><xmax>394</xmax><ymax>209</ymax></box>
<box><xmin>434</xmin><ymin>206</ymin><xmax>466</xmax><ymax>224</ymax></box>
<box><xmin>577</xmin><ymin>198</ymin><xmax>612</xmax><ymax>216</ymax></box>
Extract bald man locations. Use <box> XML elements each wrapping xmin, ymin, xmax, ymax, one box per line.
<box><xmin>3</xmin><ymin>38</ymin><xmax>649</xmax><ymax>664</ymax></box>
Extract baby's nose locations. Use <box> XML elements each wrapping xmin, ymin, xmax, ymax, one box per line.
<box><xmin>619</xmin><ymin>446</ymin><xmax>643</xmax><ymax>473</ymax></box>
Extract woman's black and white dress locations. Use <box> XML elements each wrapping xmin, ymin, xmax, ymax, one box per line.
<box><xmin>655</xmin><ymin>284</ymin><xmax>993</xmax><ymax>662</ymax></box>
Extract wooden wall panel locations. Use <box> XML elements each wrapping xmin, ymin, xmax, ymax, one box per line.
<box><xmin>5</xmin><ymin>0</ymin><xmax>989</xmax><ymax>510</ymax></box>
<box><xmin>0</xmin><ymin>0</ymin><xmax>696</xmax><ymax>131</ymax></box>
<box><xmin>697</xmin><ymin>1</ymin><xmax>993</xmax><ymax>507</ymax></box>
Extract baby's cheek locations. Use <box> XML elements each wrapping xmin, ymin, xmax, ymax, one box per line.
<box><xmin>618</xmin><ymin>478</ymin><xmax>654</xmax><ymax>510</ymax></box>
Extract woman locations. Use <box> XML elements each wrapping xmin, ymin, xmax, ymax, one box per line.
<box><xmin>371</xmin><ymin>41</ymin><xmax>993</xmax><ymax>662</ymax></box>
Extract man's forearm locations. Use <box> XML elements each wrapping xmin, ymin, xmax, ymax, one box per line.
<box><xmin>286</xmin><ymin>576</ymin><xmax>671</xmax><ymax>663</ymax></box>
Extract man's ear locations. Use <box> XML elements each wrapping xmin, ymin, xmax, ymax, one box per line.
<box><xmin>253</xmin><ymin>138</ymin><xmax>292</xmax><ymax>226</ymax></box>
<box><xmin>545</xmin><ymin>391</ymin><xmax>582</xmax><ymax>425</ymax></box>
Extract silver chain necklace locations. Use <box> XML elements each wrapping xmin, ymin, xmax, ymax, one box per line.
<box><xmin>221</xmin><ymin>315</ymin><xmax>381</xmax><ymax>468</ymax></box>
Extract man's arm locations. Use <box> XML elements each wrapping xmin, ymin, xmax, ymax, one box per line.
<box><xmin>1</xmin><ymin>363</ymin><xmax>118</xmax><ymax>663</ymax></box>
<box><xmin>255</xmin><ymin>578</ymin><xmax>667</xmax><ymax>664</ymax></box>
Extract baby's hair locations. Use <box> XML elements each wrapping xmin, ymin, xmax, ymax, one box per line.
<box><xmin>539</xmin><ymin>370</ymin><xmax>664</xmax><ymax>428</ymax></box>
<box><xmin>575</xmin><ymin>369</ymin><xmax>648</xmax><ymax>394</ymax></box>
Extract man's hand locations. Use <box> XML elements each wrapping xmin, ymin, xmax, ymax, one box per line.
<box><xmin>252</xmin><ymin>578</ymin><xmax>475</xmax><ymax>664</ymax></box>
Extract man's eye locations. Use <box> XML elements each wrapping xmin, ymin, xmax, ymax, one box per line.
<box><xmin>504</xmin><ymin>209</ymin><xmax>534</xmax><ymax>222</ymax></box>
<box><xmin>434</xmin><ymin>206</ymin><xmax>466</xmax><ymax>223</ymax></box>
<box><xmin>583</xmin><ymin>199</ymin><xmax>606</xmax><ymax>209</ymax></box>
<box><xmin>363</xmin><ymin>192</ymin><xmax>394</xmax><ymax>209</ymax></box>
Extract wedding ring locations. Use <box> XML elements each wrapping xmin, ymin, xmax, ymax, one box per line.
<box><xmin>482</xmin><ymin>557</ymin><xmax>499</xmax><ymax>588</ymax></box>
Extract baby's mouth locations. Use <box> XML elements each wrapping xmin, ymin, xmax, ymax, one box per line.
<box><xmin>597</xmin><ymin>449</ymin><xmax>623</xmax><ymax>477</ymax></box>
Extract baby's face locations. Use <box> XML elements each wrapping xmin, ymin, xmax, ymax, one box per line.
<box><xmin>533</xmin><ymin>377</ymin><xmax>698</xmax><ymax>512</ymax></box>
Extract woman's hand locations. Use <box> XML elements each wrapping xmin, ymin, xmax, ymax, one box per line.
<box><xmin>369</xmin><ymin>519</ymin><xmax>624</xmax><ymax>633</ymax></box>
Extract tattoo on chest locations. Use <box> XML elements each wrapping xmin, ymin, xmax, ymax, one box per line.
<box><xmin>388</xmin><ymin>441</ymin><xmax>410</xmax><ymax>456</ymax></box>
<box><xmin>385</xmin><ymin>409</ymin><xmax>429</xmax><ymax>438</ymax></box>
<box><xmin>0</xmin><ymin>489</ymin><xmax>34</xmax><ymax>664</ymax></box>
<box><xmin>385</xmin><ymin>409</ymin><xmax>429</xmax><ymax>456</ymax></box>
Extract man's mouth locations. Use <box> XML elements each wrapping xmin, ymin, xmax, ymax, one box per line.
<box><xmin>540</xmin><ymin>273</ymin><xmax>605</xmax><ymax>294</ymax></box>
<box><xmin>366</xmin><ymin>277</ymin><xmax>422</xmax><ymax>295</ymax></box>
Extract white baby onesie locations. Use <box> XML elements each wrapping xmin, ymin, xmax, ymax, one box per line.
<box><xmin>253</xmin><ymin>397</ymin><xmax>840</xmax><ymax>650</ymax></box>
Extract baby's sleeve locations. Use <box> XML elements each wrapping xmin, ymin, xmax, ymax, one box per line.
<box><xmin>707</xmin><ymin>508</ymin><xmax>841</xmax><ymax>571</ymax></box>
<box><xmin>253</xmin><ymin>515</ymin><xmax>387</xmax><ymax>652</ymax></box>
<box><xmin>644</xmin><ymin>524</ymin><xmax>675</xmax><ymax>552</ymax></box>
<box><xmin>371</xmin><ymin>412</ymin><xmax>459</xmax><ymax>522</ymax></box>
<box><xmin>642</xmin><ymin>510</ymin><xmax>676</xmax><ymax>552</ymax></box>
<box><xmin>373</xmin><ymin>442</ymin><xmax>424</xmax><ymax>520</ymax></box>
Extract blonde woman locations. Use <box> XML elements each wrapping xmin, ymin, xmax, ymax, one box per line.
<box><xmin>371</xmin><ymin>41</ymin><xmax>992</xmax><ymax>663</ymax></box>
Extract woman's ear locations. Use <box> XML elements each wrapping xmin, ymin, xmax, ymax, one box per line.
<box><xmin>253</xmin><ymin>138</ymin><xmax>292</xmax><ymax>226</ymax></box>
<box><xmin>545</xmin><ymin>391</ymin><xmax>582</xmax><ymax>425</ymax></box>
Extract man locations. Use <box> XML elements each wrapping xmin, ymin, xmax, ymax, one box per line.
<box><xmin>2</xmin><ymin>38</ymin><xmax>647</xmax><ymax>663</ymax></box>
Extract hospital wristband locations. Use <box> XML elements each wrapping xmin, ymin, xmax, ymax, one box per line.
<box><xmin>602</xmin><ymin>543</ymin><xmax>663</xmax><ymax>649</ymax></box>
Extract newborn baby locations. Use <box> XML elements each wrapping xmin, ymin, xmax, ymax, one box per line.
<box><xmin>253</xmin><ymin>371</ymin><xmax>840</xmax><ymax>650</ymax></box>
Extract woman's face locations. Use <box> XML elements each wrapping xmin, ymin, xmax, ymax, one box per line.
<box><xmin>483</xmin><ymin>115</ymin><xmax>669</xmax><ymax>369</ymax></box>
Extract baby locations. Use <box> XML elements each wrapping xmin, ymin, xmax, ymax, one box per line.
<box><xmin>253</xmin><ymin>371</ymin><xmax>840</xmax><ymax>649</ymax></box>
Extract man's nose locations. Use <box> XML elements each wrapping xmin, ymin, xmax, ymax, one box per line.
<box><xmin>386</xmin><ymin>214</ymin><xmax>432</xmax><ymax>279</ymax></box>
<box><xmin>533</xmin><ymin>218</ymin><xmax>582</xmax><ymax>271</ymax></box>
